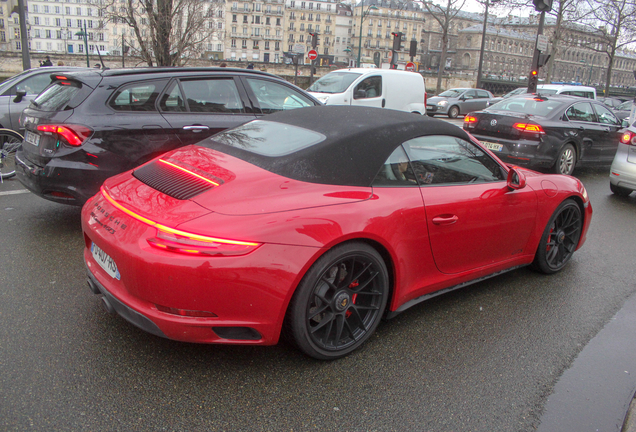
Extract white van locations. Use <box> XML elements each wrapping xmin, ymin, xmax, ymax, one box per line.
<box><xmin>536</xmin><ymin>84</ymin><xmax>597</xmax><ymax>99</ymax></box>
<box><xmin>307</xmin><ymin>68</ymin><xmax>427</xmax><ymax>114</ymax></box>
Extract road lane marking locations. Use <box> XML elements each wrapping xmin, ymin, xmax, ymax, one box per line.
<box><xmin>0</xmin><ymin>189</ymin><xmax>30</xmax><ymax>196</ymax></box>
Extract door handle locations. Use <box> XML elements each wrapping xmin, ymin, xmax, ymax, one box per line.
<box><xmin>382</xmin><ymin>98</ymin><xmax>386</xmax><ymax>108</ymax></box>
<box><xmin>432</xmin><ymin>215</ymin><xmax>459</xmax><ymax>225</ymax></box>
<box><xmin>183</xmin><ymin>125</ymin><xmax>210</xmax><ymax>132</ymax></box>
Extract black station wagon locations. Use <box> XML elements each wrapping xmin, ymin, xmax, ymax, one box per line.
<box><xmin>16</xmin><ymin>67</ymin><xmax>321</xmax><ymax>205</ymax></box>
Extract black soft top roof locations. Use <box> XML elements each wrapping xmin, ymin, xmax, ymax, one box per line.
<box><xmin>201</xmin><ymin>106</ymin><xmax>473</xmax><ymax>187</ymax></box>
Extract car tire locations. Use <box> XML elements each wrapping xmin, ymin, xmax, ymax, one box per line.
<box><xmin>610</xmin><ymin>183</ymin><xmax>633</xmax><ymax>197</ymax></box>
<box><xmin>285</xmin><ymin>242</ymin><xmax>389</xmax><ymax>360</ymax></box>
<box><xmin>448</xmin><ymin>106</ymin><xmax>460</xmax><ymax>119</ymax></box>
<box><xmin>530</xmin><ymin>199</ymin><xmax>583</xmax><ymax>275</ymax></box>
<box><xmin>427</xmin><ymin>113</ymin><xmax>435</xmax><ymax>117</ymax></box>
<box><xmin>553</xmin><ymin>144</ymin><xmax>576</xmax><ymax>176</ymax></box>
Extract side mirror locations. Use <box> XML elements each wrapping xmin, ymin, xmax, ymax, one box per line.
<box><xmin>13</xmin><ymin>89</ymin><xmax>27</xmax><ymax>103</ymax></box>
<box><xmin>622</xmin><ymin>119</ymin><xmax>630</xmax><ymax>128</ymax></box>
<box><xmin>507</xmin><ymin>167</ymin><xmax>526</xmax><ymax>190</ymax></box>
<box><xmin>354</xmin><ymin>89</ymin><xmax>367</xmax><ymax>99</ymax></box>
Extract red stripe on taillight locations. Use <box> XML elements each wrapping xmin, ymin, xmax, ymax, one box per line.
<box><xmin>513</xmin><ymin>123</ymin><xmax>545</xmax><ymax>134</ymax></box>
<box><xmin>37</xmin><ymin>124</ymin><xmax>93</xmax><ymax>146</ymax></box>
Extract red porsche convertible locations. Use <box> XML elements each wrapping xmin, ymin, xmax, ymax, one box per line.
<box><xmin>82</xmin><ymin>106</ymin><xmax>592</xmax><ymax>360</ymax></box>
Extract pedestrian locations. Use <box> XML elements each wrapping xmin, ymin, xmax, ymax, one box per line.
<box><xmin>220</xmin><ymin>62</ymin><xmax>227</xmax><ymax>67</ymax></box>
<box><xmin>41</xmin><ymin>56</ymin><xmax>53</xmax><ymax>67</ymax></box>
<box><xmin>57</xmin><ymin>61</ymin><xmax>65</xmax><ymax>66</ymax></box>
<box><xmin>246</xmin><ymin>63</ymin><xmax>254</xmax><ymax>70</ymax></box>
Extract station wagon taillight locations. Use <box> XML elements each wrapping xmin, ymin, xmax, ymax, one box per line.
<box><xmin>512</xmin><ymin>123</ymin><xmax>545</xmax><ymax>134</ymax></box>
<box><xmin>37</xmin><ymin>124</ymin><xmax>93</xmax><ymax>146</ymax></box>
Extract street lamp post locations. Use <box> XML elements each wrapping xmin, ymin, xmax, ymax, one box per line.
<box><xmin>476</xmin><ymin>0</ymin><xmax>492</xmax><ymax>88</ymax></box>
<box><xmin>75</xmin><ymin>20</ymin><xmax>90</xmax><ymax>67</ymax></box>
<box><xmin>356</xmin><ymin>1</ymin><xmax>378</xmax><ymax>68</ymax></box>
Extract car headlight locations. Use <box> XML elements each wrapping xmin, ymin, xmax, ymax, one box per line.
<box><xmin>317</xmin><ymin>96</ymin><xmax>329</xmax><ymax>104</ymax></box>
<box><xmin>437</xmin><ymin>100</ymin><xmax>448</xmax><ymax>106</ymax></box>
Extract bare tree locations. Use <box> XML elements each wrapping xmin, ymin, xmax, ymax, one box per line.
<box><xmin>417</xmin><ymin>0</ymin><xmax>468</xmax><ymax>93</ymax></box>
<box><xmin>94</xmin><ymin>0</ymin><xmax>222</xmax><ymax>66</ymax></box>
<box><xmin>584</xmin><ymin>0</ymin><xmax>636</xmax><ymax>93</ymax></box>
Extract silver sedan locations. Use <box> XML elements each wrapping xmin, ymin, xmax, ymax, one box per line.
<box><xmin>610</xmin><ymin>128</ymin><xmax>636</xmax><ymax>196</ymax></box>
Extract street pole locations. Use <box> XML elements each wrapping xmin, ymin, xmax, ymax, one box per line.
<box><xmin>476</xmin><ymin>0</ymin><xmax>489</xmax><ymax>89</ymax></box>
<box><xmin>83</xmin><ymin>21</ymin><xmax>90</xmax><ymax>67</ymax></box>
<box><xmin>122</xmin><ymin>34</ymin><xmax>125</xmax><ymax>67</ymax></box>
<box><xmin>17</xmin><ymin>0</ymin><xmax>31</xmax><ymax>70</ymax></box>
<box><xmin>356</xmin><ymin>0</ymin><xmax>364</xmax><ymax>68</ymax></box>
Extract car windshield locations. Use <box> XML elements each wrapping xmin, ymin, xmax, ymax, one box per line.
<box><xmin>208</xmin><ymin>120</ymin><xmax>326</xmax><ymax>156</ymax></box>
<box><xmin>438</xmin><ymin>89</ymin><xmax>465</xmax><ymax>97</ymax></box>
<box><xmin>487</xmin><ymin>97</ymin><xmax>563</xmax><ymax>116</ymax></box>
<box><xmin>307</xmin><ymin>72</ymin><xmax>361</xmax><ymax>94</ymax></box>
<box><xmin>617</xmin><ymin>101</ymin><xmax>634</xmax><ymax>110</ymax></box>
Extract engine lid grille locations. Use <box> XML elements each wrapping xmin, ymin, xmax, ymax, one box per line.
<box><xmin>133</xmin><ymin>158</ymin><xmax>222</xmax><ymax>200</ymax></box>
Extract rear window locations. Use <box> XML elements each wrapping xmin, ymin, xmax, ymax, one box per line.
<box><xmin>487</xmin><ymin>97</ymin><xmax>563</xmax><ymax>116</ymax></box>
<box><xmin>108</xmin><ymin>80</ymin><xmax>166</xmax><ymax>112</ymax></box>
<box><xmin>206</xmin><ymin>120</ymin><xmax>325</xmax><ymax>156</ymax></box>
<box><xmin>32</xmin><ymin>81</ymin><xmax>82</xmax><ymax>111</ymax></box>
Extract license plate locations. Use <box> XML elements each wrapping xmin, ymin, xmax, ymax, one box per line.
<box><xmin>91</xmin><ymin>242</ymin><xmax>121</xmax><ymax>280</ymax></box>
<box><xmin>25</xmin><ymin>131</ymin><xmax>40</xmax><ymax>147</ymax></box>
<box><xmin>482</xmin><ymin>141</ymin><xmax>503</xmax><ymax>152</ymax></box>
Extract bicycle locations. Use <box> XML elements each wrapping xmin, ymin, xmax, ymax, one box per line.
<box><xmin>0</xmin><ymin>128</ymin><xmax>23</xmax><ymax>182</ymax></box>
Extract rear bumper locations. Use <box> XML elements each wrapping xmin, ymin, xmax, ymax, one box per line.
<box><xmin>15</xmin><ymin>150</ymin><xmax>110</xmax><ymax>205</ymax></box>
<box><xmin>470</xmin><ymin>134</ymin><xmax>555</xmax><ymax>169</ymax></box>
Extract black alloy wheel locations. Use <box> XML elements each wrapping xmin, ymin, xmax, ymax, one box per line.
<box><xmin>285</xmin><ymin>242</ymin><xmax>389</xmax><ymax>360</ymax></box>
<box><xmin>448</xmin><ymin>106</ymin><xmax>460</xmax><ymax>119</ymax></box>
<box><xmin>553</xmin><ymin>144</ymin><xmax>576</xmax><ymax>176</ymax></box>
<box><xmin>531</xmin><ymin>199</ymin><xmax>583</xmax><ymax>274</ymax></box>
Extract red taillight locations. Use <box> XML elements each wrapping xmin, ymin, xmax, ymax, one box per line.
<box><xmin>464</xmin><ymin>115</ymin><xmax>478</xmax><ymax>123</ymax></box>
<box><xmin>512</xmin><ymin>123</ymin><xmax>545</xmax><ymax>134</ymax></box>
<box><xmin>37</xmin><ymin>124</ymin><xmax>93</xmax><ymax>146</ymax></box>
<box><xmin>100</xmin><ymin>187</ymin><xmax>262</xmax><ymax>257</ymax></box>
<box><xmin>620</xmin><ymin>131</ymin><xmax>636</xmax><ymax>145</ymax></box>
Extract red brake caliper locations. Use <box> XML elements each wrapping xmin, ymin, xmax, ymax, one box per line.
<box><xmin>346</xmin><ymin>281</ymin><xmax>359</xmax><ymax>318</ymax></box>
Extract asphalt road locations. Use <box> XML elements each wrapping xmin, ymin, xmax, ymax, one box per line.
<box><xmin>1</xmin><ymin>163</ymin><xmax>635</xmax><ymax>432</ymax></box>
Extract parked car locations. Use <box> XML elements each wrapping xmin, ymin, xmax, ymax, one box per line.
<box><xmin>536</xmin><ymin>84</ymin><xmax>596</xmax><ymax>99</ymax></box>
<box><xmin>426</xmin><ymin>88</ymin><xmax>493</xmax><ymax>118</ymax></box>
<box><xmin>306</xmin><ymin>68</ymin><xmax>427</xmax><ymax>114</ymax></box>
<box><xmin>16</xmin><ymin>67</ymin><xmax>320</xmax><ymax>205</ymax></box>
<box><xmin>82</xmin><ymin>106</ymin><xmax>592</xmax><ymax>360</ymax></box>
<box><xmin>609</xmin><ymin>126</ymin><xmax>636</xmax><ymax>196</ymax></box>
<box><xmin>0</xmin><ymin>66</ymin><xmax>89</xmax><ymax>133</ymax></box>
<box><xmin>612</xmin><ymin>100</ymin><xmax>634</xmax><ymax>122</ymax></box>
<box><xmin>487</xmin><ymin>87</ymin><xmax>527</xmax><ymax>106</ymax></box>
<box><xmin>464</xmin><ymin>94</ymin><xmax>622</xmax><ymax>175</ymax></box>
<box><xmin>599</xmin><ymin>97</ymin><xmax>623</xmax><ymax>109</ymax></box>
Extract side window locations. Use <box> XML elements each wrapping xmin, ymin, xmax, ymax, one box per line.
<box><xmin>463</xmin><ymin>90</ymin><xmax>477</xmax><ymax>99</ymax></box>
<box><xmin>353</xmin><ymin>76</ymin><xmax>382</xmax><ymax>99</ymax></box>
<box><xmin>403</xmin><ymin>135</ymin><xmax>505</xmax><ymax>185</ymax></box>
<box><xmin>108</xmin><ymin>81</ymin><xmax>166</xmax><ymax>112</ymax></box>
<box><xmin>16</xmin><ymin>73</ymin><xmax>54</xmax><ymax>95</ymax></box>
<box><xmin>477</xmin><ymin>90</ymin><xmax>490</xmax><ymax>99</ymax></box>
<box><xmin>245</xmin><ymin>78</ymin><xmax>314</xmax><ymax>114</ymax></box>
<box><xmin>372</xmin><ymin>145</ymin><xmax>417</xmax><ymax>187</ymax></box>
<box><xmin>594</xmin><ymin>103</ymin><xmax>620</xmax><ymax>125</ymax></box>
<box><xmin>180</xmin><ymin>78</ymin><xmax>244</xmax><ymax>113</ymax></box>
<box><xmin>159</xmin><ymin>81</ymin><xmax>186</xmax><ymax>112</ymax></box>
<box><xmin>566</xmin><ymin>102</ymin><xmax>596</xmax><ymax>122</ymax></box>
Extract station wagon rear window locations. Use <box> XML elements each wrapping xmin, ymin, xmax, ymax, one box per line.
<box><xmin>32</xmin><ymin>81</ymin><xmax>82</xmax><ymax>111</ymax></box>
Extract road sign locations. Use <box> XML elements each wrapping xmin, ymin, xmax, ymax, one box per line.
<box><xmin>293</xmin><ymin>44</ymin><xmax>305</xmax><ymax>54</ymax></box>
<box><xmin>405</xmin><ymin>62</ymin><xmax>416</xmax><ymax>71</ymax></box>
<box><xmin>308</xmin><ymin>50</ymin><xmax>318</xmax><ymax>60</ymax></box>
<box><xmin>536</xmin><ymin>35</ymin><xmax>548</xmax><ymax>52</ymax></box>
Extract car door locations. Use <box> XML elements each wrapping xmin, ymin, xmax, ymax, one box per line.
<box><xmin>348</xmin><ymin>75</ymin><xmax>384</xmax><ymax>108</ymax></box>
<box><xmin>6</xmin><ymin>71</ymin><xmax>56</xmax><ymax>131</ymax></box>
<box><xmin>592</xmin><ymin>102</ymin><xmax>623</xmax><ymax>162</ymax></box>
<box><xmin>241</xmin><ymin>76</ymin><xmax>318</xmax><ymax>114</ymax></box>
<box><xmin>565</xmin><ymin>101</ymin><xmax>605</xmax><ymax>162</ymax></box>
<box><xmin>459</xmin><ymin>90</ymin><xmax>481</xmax><ymax>113</ymax></box>
<box><xmin>475</xmin><ymin>90</ymin><xmax>493</xmax><ymax>110</ymax></box>
<box><xmin>159</xmin><ymin>77</ymin><xmax>256</xmax><ymax>147</ymax></box>
<box><xmin>403</xmin><ymin>135</ymin><xmax>538</xmax><ymax>274</ymax></box>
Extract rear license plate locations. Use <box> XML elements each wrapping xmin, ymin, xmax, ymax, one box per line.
<box><xmin>25</xmin><ymin>131</ymin><xmax>40</xmax><ymax>147</ymax></box>
<box><xmin>482</xmin><ymin>141</ymin><xmax>503</xmax><ymax>151</ymax></box>
<box><xmin>91</xmin><ymin>242</ymin><xmax>121</xmax><ymax>280</ymax></box>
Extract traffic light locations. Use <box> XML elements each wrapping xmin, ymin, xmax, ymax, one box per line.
<box><xmin>409</xmin><ymin>40</ymin><xmax>417</xmax><ymax>58</ymax></box>
<box><xmin>391</xmin><ymin>32</ymin><xmax>403</xmax><ymax>51</ymax></box>
<box><xmin>309</xmin><ymin>32</ymin><xmax>319</xmax><ymax>49</ymax></box>
<box><xmin>528</xmin><ymin>69</ymin><xmax>539</xmax><ymax>93</ymax></box>
<box><xmin>533</xmin><ymin>0</ymin><xmax>553</xmax><ymax>12</ymax></box>
<box><xmin>538</xmin><ymin>53</ymin><xmax>551</xmax><ymax>68</ymax></box>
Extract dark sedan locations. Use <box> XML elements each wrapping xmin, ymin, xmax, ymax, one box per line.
<box><xmin>464</xmin><ymin>94</ymin><xmax>622</xmax><ymax>175</ymax></box>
